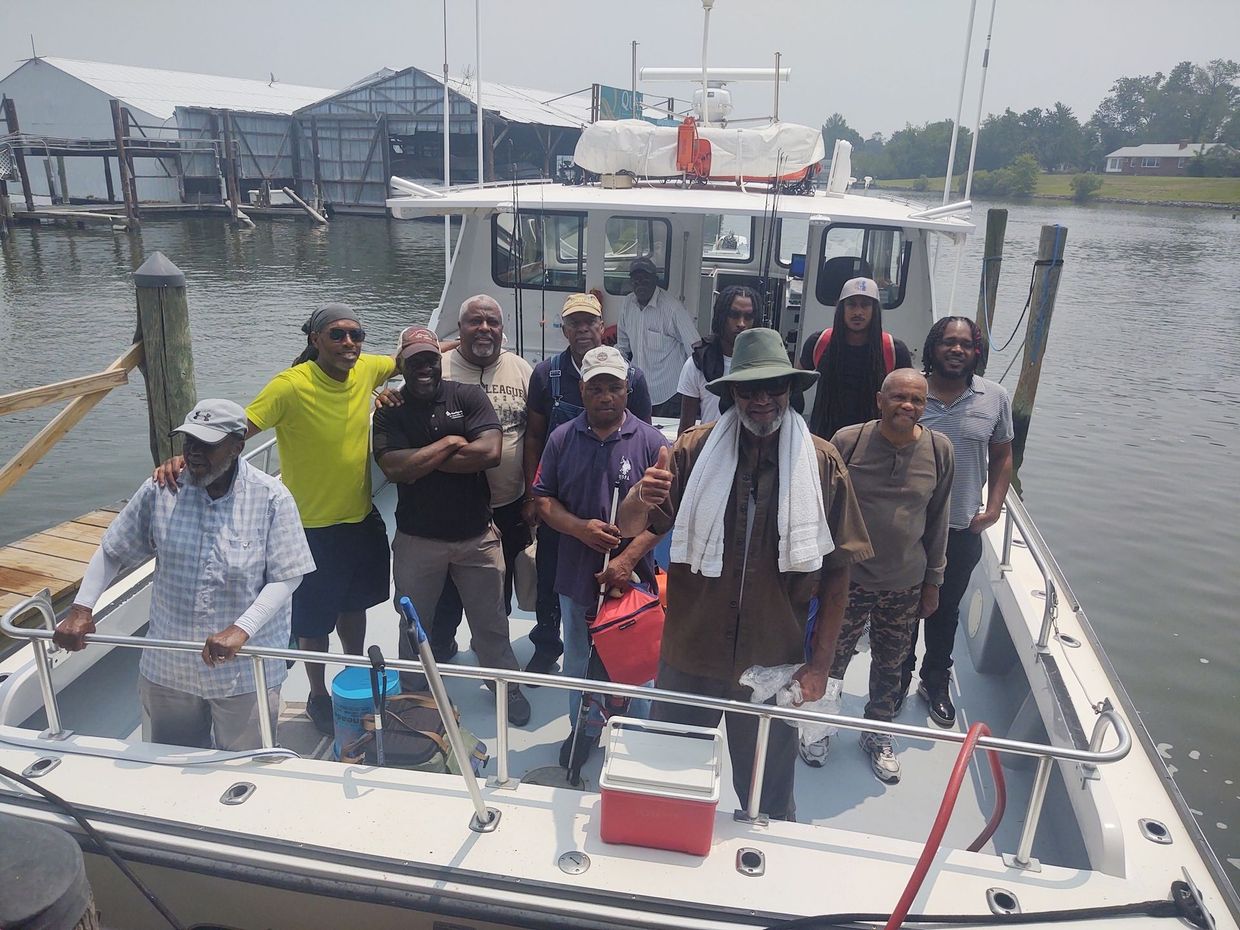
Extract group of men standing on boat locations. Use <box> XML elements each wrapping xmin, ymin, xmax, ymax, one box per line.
<box><xmin>53</xmin><ymin>261</ymin><xmax>1011</xmax><ymax>819</ymax></box>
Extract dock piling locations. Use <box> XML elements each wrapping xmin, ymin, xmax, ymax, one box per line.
<box><xmin>974</xmin><ymin>208</ymin><xmax>1007</xmax><ymax>375</ymax></box>
<box><xmin>3</xmin><ymin>97</ymin><xmax>35</xmax><ymax>212</ymax></box>
<box><xmin>109</xmin><ymin>99</ymin><xmax>139</xmax><ymax>229</ymax></box>
<box><xmin>134</xmin><ymin>252</ymin><xmax>197</xmax><ymax>465</ymax></box>
<box><xmin>1011</xmin><ymin>224</ymin><xmax>1067</xmax><ymax>477</ymax></box>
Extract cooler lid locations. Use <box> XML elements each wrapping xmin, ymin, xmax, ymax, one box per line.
<box><xmin>599</xmin><ymin>720</ymin><xmax>722</xmax><ymax>802</ymax></box>
<box><xmin>331</xmin><ymin>666</ymin><xmax>400</xmax><ymax>701</ymax></box>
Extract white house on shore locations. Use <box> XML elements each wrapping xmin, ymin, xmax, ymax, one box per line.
<box><xmin>1103</xmin><ymin>141</ymin><xmax>1232</xmax><ymax>177</ymax></box>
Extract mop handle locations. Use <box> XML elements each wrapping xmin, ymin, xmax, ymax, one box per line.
<box><xmin>399</xmin><ymin>597</ymin><xmax>492</xmax><ymax>826</ymax></box>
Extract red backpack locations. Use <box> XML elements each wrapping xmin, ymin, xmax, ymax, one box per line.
<box><xmin>813</xmin><ymin>328</ymin><xmax>896</xmax><ymax>371</ymax></box>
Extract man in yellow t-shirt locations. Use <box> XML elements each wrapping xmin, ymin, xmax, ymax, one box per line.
<box><xmin>162</xmin><ymin>304</ymin><xmax>396</xmax><ymax>735</ymax></box>
<box><xmin>246</xmin><ymin>304</ymin><xmax>396</xmax><ymax>734</ymax></box>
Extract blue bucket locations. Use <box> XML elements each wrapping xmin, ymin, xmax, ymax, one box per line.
<box><xmin>331</xmin><ymin>666</ymin><xmax>400</xmax><ymax>760</ymax></box>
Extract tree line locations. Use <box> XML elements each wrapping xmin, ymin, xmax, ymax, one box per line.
<box><xmin>821</xmin><ymin>59</ymin><xmax>1240</xmax><ymax>181</ymax></box>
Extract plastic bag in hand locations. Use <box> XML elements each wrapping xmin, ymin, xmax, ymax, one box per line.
<box><xmin>739</xmin><ymin>664</ymin><xmax>844</xmax><ymax>744</ymax></box>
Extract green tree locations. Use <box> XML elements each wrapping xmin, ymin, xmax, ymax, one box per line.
<box><xmin>821</xmin><ymin>113</ymin><xmax>863</xmax><ymax>154</ymax></box>
<box><xmin>1070</xmin><ymin>174</ymin><xmax>1103</xmax><ymax>202</ymax></box>
<box><xmin>1005</xmin><ymin>154</ymin><xmax>1040</xmax><ymax>197</ymax></box>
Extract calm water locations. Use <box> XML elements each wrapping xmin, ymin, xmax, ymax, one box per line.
<box><xmin>1</xmin><ymin>202</ymin><xmax>1237</xmax><ymax>884</ymax></box>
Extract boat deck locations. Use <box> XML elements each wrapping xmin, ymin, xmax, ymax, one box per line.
<box><xmin>20</xmin><ymin>483</ymin><xmax>1088</xmax><ymax>871</ymax></box>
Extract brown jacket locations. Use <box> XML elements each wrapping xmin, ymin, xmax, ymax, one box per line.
<box><xmin>648</xmin><ymin>420</ymin><xmax>873</xmax><ymax>683</ymax></box>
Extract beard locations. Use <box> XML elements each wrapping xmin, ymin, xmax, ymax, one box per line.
<box><xmin>185</xmin><ymin>457</ymin><xmax>235</xmax><ymax>488</ymax></box>
<box><xmin>738</xmin><ymin>406</ymin><xmax>786</xmax><ymax>437</ymax></box>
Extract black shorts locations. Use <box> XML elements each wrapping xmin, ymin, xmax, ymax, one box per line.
<box><xmin>292</xmin><ymin>508</ymin><xmax>391</xmax><ymax>638</ymax></box>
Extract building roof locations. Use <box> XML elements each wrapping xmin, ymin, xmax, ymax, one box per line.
<box><xmin>434</xmin><ymin>73</ymin><xmax>591</xmax><ymax>129</ymax></box>
<box><xmin>29</xmin><ymin>57</ymin><xmax>337</xmax><ymax>120</ymax></box>
<box><xmin>1104</xmin><ymin>142</ymin><xmax>1229</xmax><ymax>159</ymax></box>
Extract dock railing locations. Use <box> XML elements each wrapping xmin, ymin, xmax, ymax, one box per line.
<box><xmin>0</xmin><ymin>342</ymin><xmax>144</xmax><ymax>498</ymax></box>
<box><xmin>2</xmin><ymin>590</ymin><xmax>1130</xmax><ymax>866</ymax></box>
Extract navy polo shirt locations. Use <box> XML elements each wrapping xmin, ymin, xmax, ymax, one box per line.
<box><xmin>372</xmin><ymin>380</ymin><xmax>500</xmax><ymax>541</ymax></box>
<box><xmin>532</xmin><ymin>409</ymin><xmax>669</xmax><ymax>606</ymax></box>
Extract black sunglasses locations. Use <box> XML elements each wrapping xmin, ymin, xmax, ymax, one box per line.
<box><xmin>327</xmin><ymin>327</ymin><xmax>366</xmax><ymax>343</ymax></box>
<box><xmin>732</xmin><ymin>378</ymin><xmax>791</xmax><ymax>399</ymax></box>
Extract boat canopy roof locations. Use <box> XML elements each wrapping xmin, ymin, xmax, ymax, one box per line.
<box><xmin>386</xmin><ymin>181</ymin><xmax>975</xmax><ymax>234</ymax></box>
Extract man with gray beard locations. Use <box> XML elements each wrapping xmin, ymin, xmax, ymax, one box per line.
<box><xmin>55</xmin><ymin>400</ymin><xmax>315</xmax><ymax>750</ymax></box>
<box><xmin>618</xmin><ymin>328</ymin><xmax>873</xmax><ymax>820</ymax></box>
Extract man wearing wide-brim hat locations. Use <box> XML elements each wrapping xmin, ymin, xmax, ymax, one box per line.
<box><xmin>618</xmin><ymin>328</ymin><xmax>873</xmax><ymax>820</ymax></box>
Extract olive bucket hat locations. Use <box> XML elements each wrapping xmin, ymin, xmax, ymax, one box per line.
<box><xmin>706</xmin><ymin>328</ymin><xmax>819</xmax><ymax>397</ymax></box>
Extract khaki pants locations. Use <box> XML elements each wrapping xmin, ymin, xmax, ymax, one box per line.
<box><xmin>139</xmin><ymin>676</ymin><xmax>280</xmax><ymax>751</ymax></box>
<box><xmin>392</xmin><ymin>527</ymin><xmax>519</xmax><ymax>690</ymax></box>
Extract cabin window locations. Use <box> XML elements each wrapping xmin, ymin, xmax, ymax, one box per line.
<box><xmin>814</xmin><ymin>224</ymin><xmax>910</xmax><ymax>309</ymax></box>
<box><xmin>492</xmin><ymin>211</ymin><xmax>587</xmax><ymax>292</ymax></box>
<box><xmin>603</xmin><ymin>216</ymin><xmax>672</xmax><ymax>295</ymax></box>
<box><xmin>1141</xmin><ymin>157</ymin><xmax>1160</xmax><ymax>168</ymax></box>
<box><xmin>702</xmin><ymin>214</ymin><xmax>754</xmax><ymax>264</ymax></box>
<box><xmin>776</xmin><ymin>218</ymin><xmax>810</xmax><ymax>267</ymax></box>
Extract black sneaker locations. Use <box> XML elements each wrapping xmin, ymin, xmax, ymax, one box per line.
<box><xmin>306</xmin><ymin>694</ymin><xmax>334</xmax><ymax>736</ymax></box>
<box><xmin>523</xmin><ymin>652</ymin><xmax>561</xmax><ymax>688</ymax></box>
<box><xmin>507</xmin><ymin>687</ymin><xmax>531</xmax><ymax>727</ymax></box>
<box><xmin>918</xmin><ymin>682</ymin><xmax>956</xmax><ymax>728</ymax></box>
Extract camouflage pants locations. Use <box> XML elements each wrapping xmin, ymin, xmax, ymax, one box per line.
<box><xmin>829</xmin><ymin>583</ymin><xmax>922</xmax><ymax>722</ymax></box>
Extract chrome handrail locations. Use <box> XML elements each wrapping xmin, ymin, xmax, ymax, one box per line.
<box><xmin>3</xmin><ymin>595</ymin><xmax>1131</xmax><ymax>858</ymax></box>
<box><xmin>998</xmin><ymin>491</ymin><xmax>1084</xmax><ymax>649</ymax></box>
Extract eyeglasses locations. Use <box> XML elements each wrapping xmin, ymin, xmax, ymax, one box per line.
<box><xmin>732</xmin><ymin>378</ymin><xmax>791</xmax><ymax>399</ymax></box>
<box><xmin>327</xmin><ymin>327</ymin><xmax>366</xmax><ymax>343</ymax></box>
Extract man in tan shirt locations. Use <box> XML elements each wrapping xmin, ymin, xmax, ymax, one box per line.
<box><xmin>619</xmin><ymin>328</ymin><xmax>872</xmax><ymax>821</ymax></box>
<box><xmin>799</xmin><ymin>369</ymin><xmax>954</xmax><ymax>782</ymax></box>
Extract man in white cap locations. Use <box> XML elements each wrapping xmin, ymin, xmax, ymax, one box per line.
<box><xmin>523</xmin><ymin>292</ymin><xmax>654</xmax><ymax>677</ymax></box>
<box><xmin>55</xmin><ymin>400</ymin><xmax>315</xmax><ymax>751</ymax></box>
<box><xmin>799</xmin><ymin>276</ymin><xmax>913</xmax><ymax>443</ymax></box>
<box><xmin>533</xmin><ymin>345</ymin><xmax>669</xmax><ymax>766</ymax></box>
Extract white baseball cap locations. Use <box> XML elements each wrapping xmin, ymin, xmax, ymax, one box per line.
<box><xmin>580</xmin><ymin>346</ymin><xmax>628</xmax><ymax>382</ymax></box>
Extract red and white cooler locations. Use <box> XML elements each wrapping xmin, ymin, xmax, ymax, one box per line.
<box><xmin>597</xmin><ymin>717</ymin><xmax>723</xmax><ymax>856</ymax></box>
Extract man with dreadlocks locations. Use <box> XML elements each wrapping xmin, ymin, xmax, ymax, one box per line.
<box><xmin>901</xmin><ymin>316</ymin><xmax>1013</xmax><ymax>728</ymax></box>
<box><xmin>799</xmin><ymin>277</ymin><xmax>912</xmax><ymax>442</ymax></box>
<box><xmin>154</xmin><ymin>304</ymin><xmax>397</xmax><ymax>736</ymax></box>
<box><xmin>676</xmin><ymin>285</ymin><xmax>762</xmax><ymax>434</ymax></box>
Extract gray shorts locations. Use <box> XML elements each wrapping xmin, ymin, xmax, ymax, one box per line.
<box><xmin>139</xmin><ymin>676</ymin><xmax>280</xmax><ymax>751</ymax></box>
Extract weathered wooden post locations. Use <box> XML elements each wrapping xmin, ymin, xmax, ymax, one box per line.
<box><xmin>110</xmin><ymin>99</ymin><xmax>139</xmax><ymax>229</ymax></box>
<box><xmin>1011</xmin><ymin>224</ymin><xmax>1067</xmax><ymax>479</ymax></box>
<box><xmin>134</xmin><ymin>252</ymin><xmax>197</xmax><ymax>465</ymax></box>
<box><xmin>974</xmin><ymin>208</ymin><xmax>1007</xmax><ymax>376</ymax></box>
<box><xmin>2</xmin><ymin>97</ymin><xmax>35</xmax><ymax>213</ymax></box>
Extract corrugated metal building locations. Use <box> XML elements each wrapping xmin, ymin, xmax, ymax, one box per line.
<box><xmin>296</xmin><ymin>66</ymin><xmax>590</xmax><ymax>211</ymax></box>
<box><xmin>0</xmin><ymin>57</ymin><xmax>590</xmax><ymax>213</ymax></box>
<box><xmin>0</xmin><ymin>57</ymin><xmax>334</xmax><ymax>203</ymax></box>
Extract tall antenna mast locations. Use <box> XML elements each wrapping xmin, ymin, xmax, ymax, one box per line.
<box><xmin>700</xmin><ymin>0</ymin><xmax>715</xmax><ymax>125</ymax></box>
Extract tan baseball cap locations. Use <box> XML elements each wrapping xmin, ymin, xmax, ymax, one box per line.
<box><xmin>581</xmin><ymin>346</ymin><xmax>628</xmax><ymax>383</ymax></box>
<box><xmin>838</xmin><ymin>277</ymin><xmax>880</xmax><ymax>304</ymax></box>
<box><xmin>562</xmin><ymin>293</ymin><xmax>602</xmax><ymax>318</ymax></box>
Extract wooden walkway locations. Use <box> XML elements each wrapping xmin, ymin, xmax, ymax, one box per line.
<box><xmin>0</xmin><ymin>506</ymin><xmax>121</xmax><ymax>622</ymax></box>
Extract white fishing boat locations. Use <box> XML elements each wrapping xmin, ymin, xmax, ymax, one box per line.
<box><xmin>2</xmin><ymin>9</ymin><xmax>1237</xmax><ymax>929</ymax></box>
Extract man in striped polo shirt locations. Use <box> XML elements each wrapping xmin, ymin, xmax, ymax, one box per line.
<box><xmin>902</xmin><ymin>317</ymin><xmax>1013</xmax><ymax>727</ymax></box>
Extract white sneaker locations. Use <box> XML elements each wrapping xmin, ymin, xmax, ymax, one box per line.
<box><xmin>859</xmin><ymin>731</ymin><xmax>901</xmax><ymax>783</ymax></box>
<box><xmin>798</xmin><ymin>734</ymin><xmax>829</xmax><ymax>768</ymax></box>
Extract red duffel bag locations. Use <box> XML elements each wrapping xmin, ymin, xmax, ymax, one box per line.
<box><xmin>587</xmin><ymin>585</ymin><xmax>664</xmax><ymax>686</ymax></box>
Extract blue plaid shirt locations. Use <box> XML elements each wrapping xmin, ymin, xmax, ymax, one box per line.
<box><xmin>103</xmin><ymin>460</ymin><xmax>315</xmax><ymax>699</ymax></box>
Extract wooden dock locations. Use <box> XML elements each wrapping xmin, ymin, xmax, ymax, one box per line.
<box><xmin>0</xmin><ymin>506</ymin><xmax>121</xmax><ymax>626</ymax></box>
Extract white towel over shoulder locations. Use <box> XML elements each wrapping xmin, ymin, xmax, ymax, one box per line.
<box><xmin>670</xmin><ymin>408</ymin><xmax>833</xmax><ymax>577</ymax></box>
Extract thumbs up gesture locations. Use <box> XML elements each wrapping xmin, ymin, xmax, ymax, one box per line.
<box><xmin>636</xmin><ymin>445</ymin><xmax>674</xmax><ymax>509</ymax></box>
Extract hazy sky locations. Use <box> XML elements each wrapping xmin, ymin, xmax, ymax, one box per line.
<box><xmin>3</xmin><ymin>0</ymin><xmax>1239</xmax><ymax>136</ymax></box>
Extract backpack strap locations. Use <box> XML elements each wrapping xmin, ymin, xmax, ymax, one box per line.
<box><xmin>881</xmin><ymin>332</ymin><xmax>896</xmax><ymax>373</ymax></box>
<box><xmin>812</xmin><ymin>328</ymin><xmax>833</xmax><ymax>368</ymax></box>
<box><xmin>837</xmin><ymin>420</ymin><xmax>874</xmax><ymax>467</ymax></box>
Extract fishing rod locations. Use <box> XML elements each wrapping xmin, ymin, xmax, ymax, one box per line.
<box><xmin>509</xmin><ymin>140</ymin><xmax>525</xmax><ymax>358</ymax></box>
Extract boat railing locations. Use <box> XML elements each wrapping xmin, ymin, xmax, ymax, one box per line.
<box><xmin>997</xmin><ymin>491</ymin><xmax>1083</xmax><ymax>651</ymax></box>
<box><xmin>3</xmin><ymin>590</ymin><xmax>1130</xmax><ymax>862</ymax></box>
